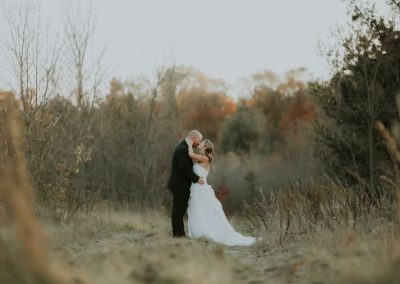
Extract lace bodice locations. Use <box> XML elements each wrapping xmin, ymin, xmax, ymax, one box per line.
<box><xmin>193</xmin><ymin>163</ymin><xmax>209</xmax><ymax>180</ymax></box>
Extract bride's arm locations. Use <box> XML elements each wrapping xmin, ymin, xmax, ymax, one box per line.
<box><xmin>185</xmin><ymin>138</ymin><xmax>209</xmax><ymax>163</ymax></box>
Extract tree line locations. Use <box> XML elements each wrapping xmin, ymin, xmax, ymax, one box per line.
<box><xmin>1</xmin><ymin>0</ymin><xmax>400</xmax><ymax>221</ymax></box>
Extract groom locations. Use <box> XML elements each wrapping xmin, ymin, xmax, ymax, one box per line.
<box><xmin>167</xmin><ymin>130</ymin><xmax>205</xmax><ymax>237</ymax></box>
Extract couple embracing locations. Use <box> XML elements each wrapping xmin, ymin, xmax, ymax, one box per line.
<box><xmin>167</xmin><ymin>130</ymin><xmax>256</xmax><ymax>246</ymax></box>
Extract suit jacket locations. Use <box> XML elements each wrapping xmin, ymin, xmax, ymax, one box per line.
<box><xmin>167</xmin><ymin>141</ymin><xmax>200</xmax><ymax>193</ymax></box>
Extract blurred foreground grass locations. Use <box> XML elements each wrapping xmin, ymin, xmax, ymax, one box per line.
<box><xmin>19</xmin><ymin>208</ymin><xmax>398</xmax><ymax>284</ymax></box>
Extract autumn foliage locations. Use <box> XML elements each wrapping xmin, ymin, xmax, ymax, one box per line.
<box><xmin>1</xmin><ymin>65</ymin><xmax>319</xmax><ymax>219</ymax></box>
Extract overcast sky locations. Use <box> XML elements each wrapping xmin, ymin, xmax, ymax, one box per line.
<box><xmin>93</xmin><ymin>0</ymin><xmax>392</xmax><ymax>81</ymax></box>
<box><xmin>95</xmin><ymin>0</ymin><xmax>350</xmax><ymax>82</ymax></box>
<box><xmin>0</xmin><ymin>0</ymin><xmax>394</xmax><ymax>94</ymax></box>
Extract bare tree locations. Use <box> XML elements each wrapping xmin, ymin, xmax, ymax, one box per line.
<box><xmin>133</xmin><ymin>67</ymin><xmax>188</xmax><ymax>206</ymax></box>
<box><xmin>65</xmin><ymin>3</ymin><xmax>106</xmax><ymax>110</ymax></box>
<box><xmin>1</xmin><ymin>1</ymin><xmax>64</xmax><ymax>114</ymax></box>
<box><xmin>0</xmin><ymin>1</ymin><xmax>66</xmax><ymax>188</ymax></box>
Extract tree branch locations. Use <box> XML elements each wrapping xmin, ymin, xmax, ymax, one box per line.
<box><xmin>389</xmin><ymin>0</ymin><xmax>400</xmax><ymax>11</ymax></box>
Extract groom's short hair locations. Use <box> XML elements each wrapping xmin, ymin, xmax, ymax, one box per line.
<box><xmin>188</xmin><ymin>130</ymin><xmax>202</xmax><ymax>139</ymax></box>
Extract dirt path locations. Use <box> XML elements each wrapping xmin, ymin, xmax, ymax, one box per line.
<box><xmin>49</xmin><ymin>229</ymin><xmax>324</xmax><ymax>284</ymax></box>
<box><xmin>46</xmin><ymin>214</ymin><xmax>372</xmax><ymax>284</ymax></box>
<box><xmin>49</xmin><ymin>220</ymin><xmax>269</xmax><ymax>284</ymax></box>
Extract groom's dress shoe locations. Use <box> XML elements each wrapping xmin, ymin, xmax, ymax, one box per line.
<box><xmin>173</xmin><ymin>234</ymin><xmax>186</xmax><ymax>238</ymax></box>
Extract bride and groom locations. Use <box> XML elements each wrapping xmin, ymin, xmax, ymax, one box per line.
<box><xmin>167</xmin><ymin>130</ymin><xmax>256</xmax><ymax>246</ymax></box>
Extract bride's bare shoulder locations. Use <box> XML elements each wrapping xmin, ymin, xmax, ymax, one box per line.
<box><xmin>196</xmin><ymin>162</ymin><xmax>210</xmax><ymax>172</ymax></box>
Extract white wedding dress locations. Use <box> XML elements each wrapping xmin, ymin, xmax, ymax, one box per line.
<box><xmin>187</xmin><ymin>163</ymin><xmax>256</xmax><ymax>246</ymax></box>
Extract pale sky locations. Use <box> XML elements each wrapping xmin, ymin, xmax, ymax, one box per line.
<box><xmin>95</xmin><ymin>0</ymin><xmax>349</xmax><ymax>82</ymax></box>
<box><xmin>0</xmin><ymin>0</ymin><xmax>394</xmax><ymax>95</ymax></box>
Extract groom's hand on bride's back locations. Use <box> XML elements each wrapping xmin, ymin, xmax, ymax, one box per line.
<box><xmin>198</xmin><ymin>177</ymin><xmax>205</xmax><ymax>185</ymax></box>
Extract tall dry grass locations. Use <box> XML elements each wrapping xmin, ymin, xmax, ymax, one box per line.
<box><xmin>244</xmin><ymin>181</ymin><xmax>400</xmax><ymax>282</ymax></box>
<box><xmin>244</xmin><ymin>179</ymin><xmax>396</xmax><ymax>244</ymax></box>
<box><xmin>0</xmin><ymin>92</ymin><xmax>57</xmax><ymax>284</ymax></box>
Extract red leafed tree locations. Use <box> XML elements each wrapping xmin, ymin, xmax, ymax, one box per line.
<box><xmin>177</xmin><ymin>88</ymin><xmax>236</xmax><ymax>142</ymax></box>
<box><xmin>245</xmin><ymin>70</ymin><xmax>318</xmax><ymax>155</ymax></box>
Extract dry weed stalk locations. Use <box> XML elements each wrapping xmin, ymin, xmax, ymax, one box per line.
<box><xmin>376</xmin><ymin>121</ymin><xmax>400</xmax><ymax>162</ymax></box>
<box><xmin>376</xmin><ymin>120</ymin><xmax>400</xmax><ymax>237</ymax></box>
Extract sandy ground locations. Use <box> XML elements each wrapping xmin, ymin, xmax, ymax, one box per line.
<box><xmin>44</xmin><ymin>212</ymin><xmax>400</xmax><ymax>284</ymax></box>
<box><xmin>47</xmin><ymin>214</ymin><xmax>259</xmax><ymax>284</ymax></box>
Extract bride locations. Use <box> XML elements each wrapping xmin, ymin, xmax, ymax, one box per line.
<box><xmin>185</xmin><ymin>137</ymin><xmax>256</xmax><ymax>246</ymax></box>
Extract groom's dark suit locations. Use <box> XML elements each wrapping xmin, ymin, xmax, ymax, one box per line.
<box><xmin>167</xmin><ymin>140</ymin><xmax>200</xmax><ymax>237</ymax></box>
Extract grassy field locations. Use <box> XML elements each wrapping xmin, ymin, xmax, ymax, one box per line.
<box><xmin>8</xmin><ymin>207</ymin><xmax>392</xmax><ymax>284</ymax></box>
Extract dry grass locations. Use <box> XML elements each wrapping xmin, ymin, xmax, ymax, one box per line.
<box><xmin>45</xmin><ymin>209</ymin><xmax>248</xmax><ymax>284</ymax></box>
<box><xmin>243</xmin><ymin>176</ymin><xmax>400</xmax><ymax>283</ymax></box>
<box><xmin>44</xmin><ymin>200</ymin><xmax>400</xmax><ymax>284</ymax></box>
<box><xmin>244</xmin><ymin>180</ymin><xmax>396</xmax><ymax>243</ymax></box>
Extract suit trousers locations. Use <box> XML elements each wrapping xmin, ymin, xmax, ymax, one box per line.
<box><xmin>171</xmin><ymin>189</ymin><xmax>190</xmax><ymax>237</ymax></box>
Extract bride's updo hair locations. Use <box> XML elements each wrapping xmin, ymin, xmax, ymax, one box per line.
<box><xmin>203</xmin><ymin>139</ymin><xmax>214</xmax><ymax>163</ymax></box>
